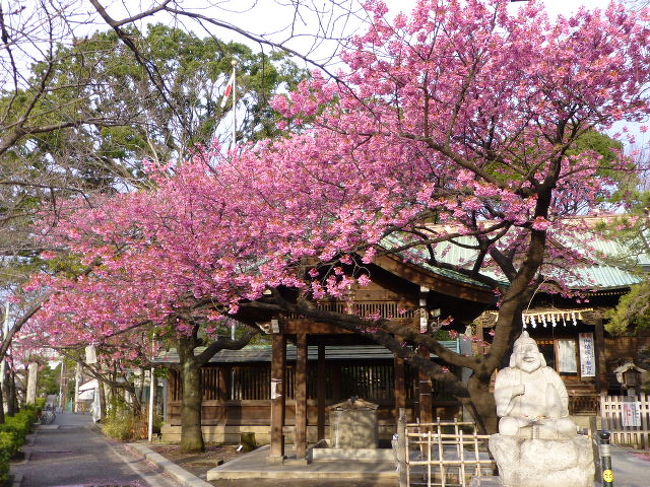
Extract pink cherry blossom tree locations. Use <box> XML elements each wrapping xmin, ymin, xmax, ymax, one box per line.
<box><xmin>24</xmin><ymin>0</ymin><xmax>650</xmax><ymax>438</ymax></box>
<box><xmin>23</xmin><ymin>185</ymin><xmax>263</xmax><ymax>452</ymax></box>
<box><xmin>214</xmin><ymin>0</ymin><xmax>650</xmax><ymax>430</ymax></box>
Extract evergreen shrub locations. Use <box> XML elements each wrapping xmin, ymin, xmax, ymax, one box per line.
<box><xmin>101</xmin><ymin>408</ymin><xmax>143</xmax><ymax>441</ymax></box>
<box><xmin>0</xmin><ymin>404</ymin><xmax>41</xmax><ymax>485</ymax></box>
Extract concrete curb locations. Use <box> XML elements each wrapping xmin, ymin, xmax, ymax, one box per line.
<box><xmin>10</xmin><ymin>433</ymin><xmax>35</xmax><ymax>487</ymax></box>
<box><xmin>125</xmin><ymin>443</ymin><xmax>214</xmax><ymax>487</ymax></box>
<box><xmin>11</xmin><ymin>473</ymin><xmax>23</xmax><ymax>487</ymax></box>
<box><xmin>11</xmin><ymin>450</ymin><xmax>32</xmax><ymax>466</ymax></box>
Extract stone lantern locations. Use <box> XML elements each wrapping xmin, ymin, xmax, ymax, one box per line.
<box><xmin>614</xmin><ymin>362</ymin><xmax>647</xmax><ymax>397</ymax></box>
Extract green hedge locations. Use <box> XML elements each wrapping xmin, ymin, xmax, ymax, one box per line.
<box><xmin>0</xmin><ymin>403</ymin><xmax>42</xmax><ymax>484</ymax></box>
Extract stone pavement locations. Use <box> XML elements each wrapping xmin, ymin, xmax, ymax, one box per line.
<box><xmin>206</xmin><ymin>445</ymin><xmax>397</xmax><ymax>481</ymax></box>
<box><xmin>10</xmin><ymin>413</ymin><xmax>649</xmax><ymax>487</ymax></box>
<box><xmin>11</xmin><ymin>412</ymin><xmax>180</xmax><ymax>487</ymax></box>
<box><xmin>605</xmin><ymin>444</ymin><xmax>650</xmax><ymax>487</ymax></box>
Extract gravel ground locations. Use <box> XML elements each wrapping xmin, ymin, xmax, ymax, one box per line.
<box><xmin>145</xmin><ymin>443</ymin><xmax>241</xmax><ymax>480</ymax></box>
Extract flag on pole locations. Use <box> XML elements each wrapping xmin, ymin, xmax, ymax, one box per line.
<box><xmin>220</xmin><ymin>70</ymin><xmax>235</xmax><ymax>108</ymax></box>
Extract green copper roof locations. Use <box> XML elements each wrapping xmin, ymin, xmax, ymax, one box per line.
<box><xmin>381</xmin><ymin>234</ymin><xmax>496</xmax><ymax>288</ymax></box>
<box><xmin>381</xmin><ymin>223</ymin><xmax>648</xmax><ymax>291</ymax></box>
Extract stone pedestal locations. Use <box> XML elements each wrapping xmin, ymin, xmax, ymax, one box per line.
<box><xmin>470</xmin><ymin>477</ymin><xmax>503</xmax><ymax>487</ymax></box>
<box><xmin>329</xmin><ymin>398</ymin><xmax>379</xmax><ymax>449</ymax></box>
<box><xmin>489</xmin><ymin>434</ymin><xmax>594</xmax><ymax>487</ymax></box>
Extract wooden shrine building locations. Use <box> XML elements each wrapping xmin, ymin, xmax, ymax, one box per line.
<box><xmin>158</xmin><ymin>219</ymin><xmax>649</xmax><ymax>461</ymax></box>
<box><xmin>158</xmin><ymin>253</ymin><xmax>495</xmax><ymax>461</ymax></box>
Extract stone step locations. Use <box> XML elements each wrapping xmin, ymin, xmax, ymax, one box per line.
<box><xmin>310</xmin><ymin>447</ymin><xmax>394</xmax><ymax>463</ymax></box>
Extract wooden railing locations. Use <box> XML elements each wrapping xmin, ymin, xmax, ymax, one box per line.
<box><xmin>170</xmin><ymin>362</ymin><xmax>459</xmax><ymax>404</ymax></box>
<box><xmin>600</xmin><ymin>393</ymin><xmax>650</xmax><ymax>449</ymax></box>
<box><xmin>569</xmin><ymin>394</ymin><xmax>599</xmax><ymax>415</ymax></box>
<box><xmin>396</xmin><ymin>415</ymin><xmax>495</xmax><ymax>487</ymax></box>
<box><xmin>287</xmin><ymin>300</ymin><xmax>417</xmax><ymax>321</ymax></box>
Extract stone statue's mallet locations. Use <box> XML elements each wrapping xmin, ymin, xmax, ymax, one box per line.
<box><xmin>599</xmin><ymin>430</ymin><xmax>614</xmax><ymax>487</ymax></box>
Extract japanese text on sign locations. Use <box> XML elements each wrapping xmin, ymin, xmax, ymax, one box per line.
<box><xmin>622</xmin><ymin>402</ymin><xmax>641</xmax><ymax>427</ymax></box>
<box><xmin>579</xmin><ymin>333</ymin><xmax>596</xmax><ymax>378</ymax></box>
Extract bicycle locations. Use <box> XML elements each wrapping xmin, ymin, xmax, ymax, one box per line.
<box><xmin>39</xmin><ymin>407</ymin><xmax>56</xmax><ymax>425</ymax></box>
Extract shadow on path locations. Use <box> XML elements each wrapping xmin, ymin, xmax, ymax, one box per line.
<box><xmin>12</xmin><ymin>412</ymin><xmax>170</xmax><ymax>487</ymax></box>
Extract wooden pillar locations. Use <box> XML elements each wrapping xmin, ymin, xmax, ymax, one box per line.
<box><xmin>418</xmin><ymin>346</ymin><xmax>433</xmax><ymax>423</ymax></box>
<box><xmin>594</xmin><ymin>319</ymin><xmax>608</xmax><ymax>393</ymax></box>
<box><xmin>332</xmin><ymin>362</ymin><xmax>341</xmax><ymax>400</ymax></box>
<box><xmin>295</xmin><ymin>333</ymin><xmax>308</xmax><ymax>460</ymax></box>
<box><xmin>394</xmin><ymin>354</ymin><xmax>406</xmax><ymax>417</ymax></box>
<box><xmin>217</xmin><ymin>366</ymin><xmax>230</xmax><ymax>401</ymax></box>
<box><xmin>317</xmin><ymin>344</ymin><xmax>326</xmax><ymax>441</ymax></box>
<box><xmin>269</xmin><ymin>333</ymin><xmax>286</xmax><ymax>463</ymax></box>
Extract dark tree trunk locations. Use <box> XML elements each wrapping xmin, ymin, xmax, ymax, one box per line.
<box><xmin>7</xmin><ymin>372</ymin><xmax>16</xmax><ymax>415</ymax></box>
<box><xmin>173</xmin><ymin>326</ymin><xmax>257</xmax><ymax>454</ymax></box>
<box><xmin>178</xmin><ymin>336</ymin><xmax>204</xmax><ymax>453</ymax></box>
<box><xmin>467</xmin><ymin>370</ymin><xmax>498</xmax><ymax>434</ymax></box>
<box><xmin>98</xmin><ymin>379</ymin><xmax>107</xmax><ymax>421</ymax></box>
<box><xmin>0</xmin><ymin>378</ymin><xmax>5</xmax><ymax>424</ymax></box>
<box><xmin>138</xmin><ymin>367</ymin><xmax>146</xmax><ymax>408</ymax></box>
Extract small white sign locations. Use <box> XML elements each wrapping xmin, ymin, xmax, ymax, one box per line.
<box><xmin>557</xmin><ymin>339</ymin><xmax>577</xmax><ymax>373</ymax></box>
<box><xmin>622</xmin><ymin>402</ymin><xmax>641</xmax><ymax>427</ymax></box>
<box><xmin>419</xmin><ymin>313</ymin><xmax>428</xmax><ymax>334</ymax></box>
<box><xmin>270</xmin><ymin>378</ymin><xmax>281</xmax><ymax>400</ymax></box>
<box><xmin>578</xmin><ymin>333</ymin><xmax>596</xmax><ymax>378</ymax></box>
<box><xmin>85</xmin><ymin>345</ymin><xmax>97</xmax><ymax>365</ymax></box>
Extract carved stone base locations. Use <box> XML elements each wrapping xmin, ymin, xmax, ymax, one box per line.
<box><xmin>470</xmin><ymin>476</ymin><xmax>503</xmax><ymax>486</ymax></box>
<box><xmin>488</xmin><ymin>434</ymin><xmax>594</xmax><ymax>487</ymax></box>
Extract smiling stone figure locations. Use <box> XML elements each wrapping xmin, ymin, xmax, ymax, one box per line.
<box><xmin>494</xmin><ymin>331</ymin><xmax>577</xmax><ymax>440</ymax></box>
<box><xmin>488</xmin><ymin>331</ymin><xmax>594</xmax><ymax>487</ymax></box>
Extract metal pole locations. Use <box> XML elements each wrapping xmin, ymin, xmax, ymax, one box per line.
<box><xmin>230</xmin><ymin>318</ymin><xmax>236</xmax><ymax>399</ymax></box>
<box><xmin>74</xmin><ymin>362</ymin><xmax>81</xmax><ymax>413</ymax></box>
<box><xmin>398</xmin><ymin>407</ymin><xmax>408</xmax><ymax>487</ymax></box>
<box><xmin>599</xmin><ymin>430</ymin><xmax>614</xmax><ymax>486</ymax></box>
<box><xmin>58</xmin><ymin>360</ymin><xmax>65</xmax><ymax>412</ymax></box>
<box><xmin>147</xmin><ymin>367</ymin><xmax>155</xmax><ymax>442</ymax></box>
<box><xmin>148</xmin><ymin>335</ymin><xmax>156</xmax><ymax>442</ymax></box>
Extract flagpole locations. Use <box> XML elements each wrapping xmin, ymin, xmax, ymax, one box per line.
<box><xmin>231</xmin><ymin>60</ymin><xmax>237</xmax><ymax>148</ymax></box>
<box><xmin>229</xmin><ymin>61</ymin><xmax>237</xmax><ymax>351</ymax></box>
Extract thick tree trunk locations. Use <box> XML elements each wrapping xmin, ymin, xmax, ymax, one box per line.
<box><xmin>179</xmin><ymin>361</ymin><xmax>203</xmax><ymax>452</ymax></box>
<box><xmin>98</xmin><ymin>378</ymin><xmax>107</xmax><ymax>421</ymax></box>
<box><xmin>173</xmin><ymin>326</ymin><xmax>257</xmax><ymax>453</ymax></box>
<box><xmin>7</xmin><ymin>373</ymin><xmax>17</xmax><ymax>415</ymax></box>
<box><xmin>138</xmin><ymin>367</ymin><xmax>146</xmax><ymax>409</ymax></box>
<box><xmin>467</xmin><ymin>371</ymin><xmax>497</xmax><ymax>434</ymax></box>
<box><xmin>0</xmin><ymin>380</ymin><xmax>5</xmax><ymax>424</ymax></box>
<box><xmin>178</xmin><ymin>337</ymin><xmax>204</xmax><ymax>453</ymax></box>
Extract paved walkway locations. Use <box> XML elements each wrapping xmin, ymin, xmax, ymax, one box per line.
<box><xmin>12</xmin><ymin>412</ymin><xmax>180</xmax><ymax>487</ymax></box>
<box><xmin>10</xmin><ymin>413</ymin><xmax>649</xmax><ymax>487</ymax></box>
<box><xmin>606</xmin><ymin>445</ymin><xmax>650</xmax><ymax>487</ymax></box>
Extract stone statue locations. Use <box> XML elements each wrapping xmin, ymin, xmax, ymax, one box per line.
<box><xmin>488</xmin><ymin>332</ymin><xmax>594</xmax><ymax>487</ymax></box>
<box><xmin>494</xmin><ymin>331</ymin><xmax>576</xmax><ymax>440</ymax></box>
